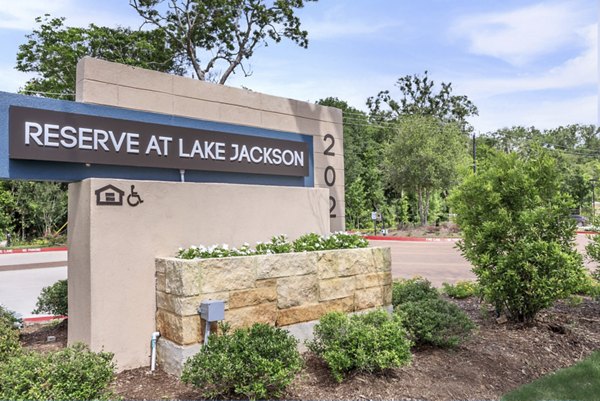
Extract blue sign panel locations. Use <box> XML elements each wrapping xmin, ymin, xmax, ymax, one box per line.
<box><xmin>0</xmin><ymin>92</ymin><xmax>314</xmax><ymax>187</ymax></box>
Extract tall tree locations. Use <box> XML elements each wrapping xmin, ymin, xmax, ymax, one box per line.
<box><xmin>367</xmin><ymin>71</ymin><xmax>478</xmax><ymax>126</ymax></box>
<box><xmin>16</xmin><ymin>15</ymin><xmax>183</xmax><ymax>99</ymax></box>
<box><xmin>387</xmin><ymin>115</ymin><xmax>468</xmax><ymax>225</ymax></box>
<box><xmin>130</xmin><ymin>0</ymin><xmax>316</xmax><ymax>84</ymax></box>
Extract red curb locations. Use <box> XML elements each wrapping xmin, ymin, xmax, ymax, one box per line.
<box><xmin>0</xmin><ymin>246</ymin><xmax>67</xmax><ymax>255</ymax></box>
<box><xmin>577</xmin><ymin>231</ymin><xmax>598</xmax><ymax>235</ymax></box>
<box><xmin>365</xmin><ymin>235</ymin><xmax>460</xmax><ymax>242</ymax></box>
<box><xmin>23</xmin><ymin>315</ymin><xmax>66</xmax><ymax>323</ymax></box>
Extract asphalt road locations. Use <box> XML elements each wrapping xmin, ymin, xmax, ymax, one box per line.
<box><xmin>0</xmin><ymin>251</ymin><xmax>67</xmax><ymax>318</ymax></box>
<box><xmin>0</xmin><ymin>235</ymin><xmax>595</xmax><ymax>317</ymax></box>
<box><xmin>371</xmin><ymin>233</ymin><xmax>594</xmax><ymax>287</ymax></box>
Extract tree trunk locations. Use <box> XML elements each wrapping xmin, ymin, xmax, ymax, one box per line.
<box><xmin>417</xmin><ymin>187</ymin><xmax>425</xmax><ymax>226</ymax></box>
<box><xmin>424</xmin><ymin>188</ymin><xmax>431</xmax><ymax>225</ymax></box>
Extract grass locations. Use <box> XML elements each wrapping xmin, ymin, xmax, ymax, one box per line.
<box><xmin>502</xmin><ymin>351</ymin><xmax>600</xmax><ymax>401</ymax></box>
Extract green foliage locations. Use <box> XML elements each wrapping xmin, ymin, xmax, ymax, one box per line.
<box><xmin>502</xmin><ymin>350</ymin><xmax>600</xmax><ymax>401</ymax></box>
<box><xmin>307</xmin><ymin>310</ymin><xmax>412</xmax><ymax>382</ymax></box>
<box><xmin>442</xmin><ymin>281</ymin><xmax>479</xmax><ymax>299</ymax></box>
<box><xmin>0</xmin><ymin>343</ymin><xmax>115</xmax><ymax>401</ymax></box>
<box><xmin>33</xmin><ymin>279</ymin><xmax>68</xmax><ymax>316</ymax></box>
<box><xmin>131</xmin><ymin>0</ymin><xmax>317</xmax><ymax>84</ymax></box>
<box><xmin>368</xmin><ymin>70</ymin><xmax>478</xmax><ymax>125</ymax></box>
<box><xmin>16</xmin><ymin>15</ymin><xmax>182</xmax><ymax>99</ymax></box>
<box><xmin>451</xmin><ymin>148</ymin><xmax>587</xmax><ymax>323</ymax></box>
<box><xmin>396</xmin><ymin>298</ymin><xmax>475</xmax><ymax>348</ymax></box>
<box><xmin>392</xmin><ymin>277</ymin><xmax>439</xmax><ymax>307</ymax></box>
<box><xmin>181</xmin><ymin>323</ymin><xmax>302</xmax><ymax>400</ymax></box>
<box><xmin>255</xmin><ymin>234</ymin><xmax>294</xmax><ymax>254</ymax></box>
<box><xmin>177</xmin><ymin>232</ymin><xmax>368</xmax><ymax>259</ymax></box>
<box><xmin>386</xmin><ymin>115</ymin><xmax>469</xmax><ymax>225</ymax></box>
<box><xmin>0</xmin><ymin>306</ymin><xmax>21</xmax><ymax>363</ymax></box>
<box><xmin>0</xmin><ymin>181</ymin><xmax>67</xmax><ymax>242</ymax></box>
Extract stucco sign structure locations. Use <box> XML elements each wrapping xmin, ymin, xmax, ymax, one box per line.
<box><xmin>0</xmin><ymin>57</ymin><xmax>345</xmax><ymax>370</ymax></box>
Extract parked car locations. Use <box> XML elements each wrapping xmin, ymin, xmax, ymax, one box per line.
<box><xmin>570</xmin><ymin>215</ymin><xmax>588</xmax><ymax>227</ymax></box>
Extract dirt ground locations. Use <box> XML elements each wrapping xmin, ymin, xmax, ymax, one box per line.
<box><xmin>20</xmin><ymin>297</ymin><xmax>600</xmax><ymax>401</ymax></box>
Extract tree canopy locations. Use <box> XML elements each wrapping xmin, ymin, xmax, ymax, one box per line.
<box><xmin>130</xmin><ymin>0</ymin><xmax>316</xmax><ymax>84</ymax></box>
<box><xmin>16</xmin><ymin>15</ymin><xmax>183</xmax><ymax>99</ymax></box>
<box><xmin>367</xmin><ymin>71</ymin><xmax>478</xmax><ymax>126</ymax></box>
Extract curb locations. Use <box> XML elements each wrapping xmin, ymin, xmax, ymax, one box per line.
<box><xmin>23</xmin><ymin>315</ymin><xmax>66</xmax><ymax>324</ymax></box>
<box><xmin>0</xmin><ymin>246</ymin><xmax>67</xmax><ymax>255</ymax></box>
<box><xmin>365</xmin><ymin>235</ymin><xmax>460</xmax><ymax>242</ymax></box>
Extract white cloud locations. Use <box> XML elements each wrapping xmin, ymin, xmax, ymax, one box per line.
<box><xmin>471</xmin><ymin>94</ymin><xmax>598</xmax><ymax>133</ymax></box>
<box><xmin>456</xmin><ymin>23</ymin><xmax>597</xmax><ymax>98</ymax></box>
<box><xmin>0</xmin><ymin>0</ymin><xmax>139</xmax><ymax>31</ymax></box>
<box><xmin>452</xmin><ymin>1</ymin><xmax>589</xmax><ymax>65</ymax></box>
<box><xmin>0</xmin><ymin>0</ymin><xmax>69</xmax><ymax>30</ymax></box>
<box><xmin>302</xmin><ymin>4</ymin><xmax>399</xmax><ymax>40</ymax></box>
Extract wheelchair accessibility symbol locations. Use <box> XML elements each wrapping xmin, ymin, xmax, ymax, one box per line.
<box><xmin>127</xmin><ymin>185</ymin><xmax>144</xmax><ymax>207</ymax></box>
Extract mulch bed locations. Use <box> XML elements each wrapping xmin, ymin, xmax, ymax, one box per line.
<box><xmin>21</xmin><ymin>297</ymin><xmax>600</xmax><ymax>401</ymax></box>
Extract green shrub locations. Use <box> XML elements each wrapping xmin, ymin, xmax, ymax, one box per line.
<box><xmin>0</xmin><ymin>343</ymin><xmax>115</xmax><ymax>401</ymax></box>
<box><xmin>307</xmin><ymin>310</ymin><xmax>412</xmax><ymax>382</ymax></box>
<box><xmin>33</xmin><ymin>279</ymin><xmax>68</xmax><ymax>316</ymax></box>
<box><xmin>0</xmin><ymin>305</ymin><xmax>21</xmax><ymax>363</ymax></box>
<box><xmin>392</xmin><ymin>277</ymin><xmax>439</xmax><ymax>307</ymax></box>
<box><xmin>182</xmin><ymin>323</ymin><xmax>302</xmax><ymax>400</ymax></box>
<box><xmin>397</xmin><ymin>297</ymin><xmax>475</xmax><ymax>348</ymax></box>
<box><xmin>442</xmin><ymin>280</ymin><xmax>479</xmax><ymax>299</ymax></box>
<box><xmin>451</xmin><ymin>148</ymin><xmax>587</xmax><ymax>323</ymax></box>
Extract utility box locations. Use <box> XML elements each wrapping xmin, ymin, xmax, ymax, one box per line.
<box><xmin>199</xmin><ymin>300</ymin><xmax>225</xmax><ymax>322</ymax></box>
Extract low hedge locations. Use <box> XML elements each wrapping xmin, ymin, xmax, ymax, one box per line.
<box><xmin>307</xmin><ymin>310</ymin><xmax>413</xmax><ymax>382</ymax></box>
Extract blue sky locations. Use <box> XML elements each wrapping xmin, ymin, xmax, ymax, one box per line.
<box><xmin>0</xmin><ymin>0</ymin><xmax>597</xmax><ymax>133</ymax></box>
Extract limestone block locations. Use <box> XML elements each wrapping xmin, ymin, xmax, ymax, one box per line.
<box><xmin>164</xmin><ymin>260</ymin><xmax>202</xmax><ymax>296</ymax></box>
<box><xmin>356</xmin><ymin>272</ymin><xmax>392</xmax><ymax>289</ymax></box>
<box><xmin>355</xmin><ymin>287</ymin><xmax>384</xmax><ymax>311</ymax></box>
<box><xmin>256</xmin><ymin>278</ymin><xmax>277</xmax><ymax>288</ymax></box>
<box><xmin>200</xmin><ymin>257</ymin><xmax>256</xmax><ymax>293</ymax></box>
<box><xmin>228</xmin><ymin>287</ymin><xmax>277</xmax><ymax>309</ymax></box>
<box><xmin>156</xmin><ymin>273</ymin><xmax>166</xmax><ymax>293</ymax></box>
<box><xmin>277</xmin><ymin>274</ymin><xmax>318</xmax><ymax>309</ymax></box>
<box><xmin>256</xmin><ymin>252</ymin><xmax>317</xmax><ymax>279</ymax></box>
<box><xmin>276</xmin><ymin>297</ymin><xmax>354</xmax><ymax>326</ymax></box>
<box><xmin>319</xmin><ymin>276</ymin><xmax>356</xmax><ymax>301</ymax></box>
<box><xmin>199</xmin><ymin>291</ymin><xmax>231</xmax><ymax>310</ymax></box>
<box><xmin>317</xmin><ymin>248</ymin><xmax>373</xmax><ymax>279</ymax></box>
<box><xmin>155</xmin><ymin>258</ymin><xmax>168</xmax><ymax>274</ymax></box>
<box><xmin>156</xmin><ymin>309</ymin><xmax>201</xmax><ymax>345</ymax></box>
<box><xmin>371</xmin><ymin>247</ymin><xmax>392</xmax><ymax>272</ymax></box>
<box><xmin>225</xmin><ymin>303</ymin><xmax>277</xmax><ymax>330</ymax></box>
<box><xmin>156</xmin><ymin>292</ymin><xmax>203</xmax><ymax>316</ymax></box>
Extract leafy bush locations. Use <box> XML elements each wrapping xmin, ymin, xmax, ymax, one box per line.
<box><xmin>0</xmin><ymin>343</ymin><xmax>115</xmax><ymax>401</ymax></box>
<box><xmin>178</xmin><ymin>232</ymin><xmax>368</xmax><ymax>259</ymax></box>
<box><xmin>397</xmin><ymin>297</ymin><xmax>475</xmax><ymax>348</ymax></box>
<box><xmin>574</xmin><ymin>273</ymin><xmax>600</xmax><ymax>300</ymax></box>
<box><xmin>392</xmin><ymin>277</ymin><xmax>439</xmax><ymax>307</ymax></box>
<box><xmin>451</xmin><ymin>148</ymin><xmax>587</xmax><ymax>323</ymax></box>
<box><xmin>182</xmin><ymin>323</ymin><xmax>302</xmax><ymax>400</ymax></box>
<box><xmin>307</xmin><ymin>310</ymin><xmax>412</xmax><ymax>382</ymax></box>
<box><xmin>33</xmin><ymin>279</ymin><xmax>68</xmax><ymax>316</ymax></box>
<box><xmin>0</xmin><ymin>305</ymin><xmax>21</xmax><ymax>363</ymax></box>
<box><xmin>442</xmin><ymin>281</ymin><xmax>479</xmax><ymax>299</ymax></box>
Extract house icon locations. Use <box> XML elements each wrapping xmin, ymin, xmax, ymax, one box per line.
<box><xmin>95</xmin><ymin>184</ymin><xmax>125</xmax><ymax>206</ymax></box>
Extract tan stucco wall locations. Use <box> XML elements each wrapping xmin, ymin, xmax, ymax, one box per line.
<box><xmin>68</xmin><ymin>178</ymin><xmax>329</xmax><ymax>369</ymax></box>
<box><xmin>75</xmin><ymin>57</ymin><xmax>345</xmax><ymax>231</ymax></box>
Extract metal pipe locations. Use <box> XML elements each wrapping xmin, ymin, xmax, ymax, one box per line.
<box><xmin>150</xmin><ymin>331</ymin><xmax>160</xmax><ymax>371</ymax></box>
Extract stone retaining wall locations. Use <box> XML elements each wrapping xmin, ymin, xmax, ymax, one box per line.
<box><xmin>155</xmin><ymin>246</ymin><xmax>391</xmax><ymax>375</ymax></box>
